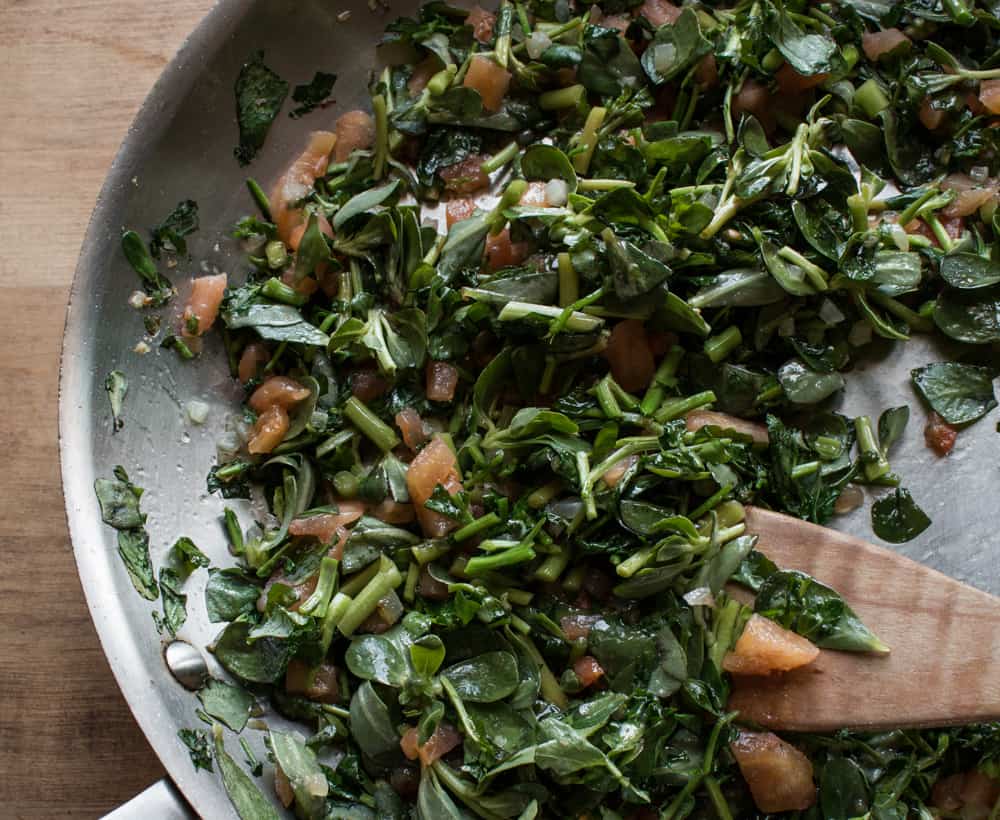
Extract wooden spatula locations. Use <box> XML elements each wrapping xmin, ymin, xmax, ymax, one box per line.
<box><xmin>726</xmin><ymin>507</ymin><xmax>1000</xmax><ymax>732</ymax></box>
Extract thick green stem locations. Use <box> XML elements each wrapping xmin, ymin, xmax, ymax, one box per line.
<box><xmin>344</xmin><ymin>396</ymin><xmax>400</xmax><ymax>452</ymax></box>
<box><xmin>338</xmin><ymin>556</ymin><xmax>403</xmax><ymax>636</ymax></box>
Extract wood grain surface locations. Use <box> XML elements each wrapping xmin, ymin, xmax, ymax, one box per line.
<box><xmin>0</xmin><ymin>2</ymin><xmax>213</xmax><ymax>816</ymax></box>
<box><xmin>730</xmin><ymin>507</ymin><xmax>1000</xmax><ymax>732</ymax></box>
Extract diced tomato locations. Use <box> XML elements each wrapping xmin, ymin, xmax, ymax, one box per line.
<box><xmin>647</xmin><ymin>330</ymin><xmax>677</xmax><ymax>357</ymax></box>
<box><xmin>573</xmin><ymin>655</ymin><xmax>605</xmax><ymax>688</ymax></box>
<box><xmin>396</xmin><ymin>407</ymin><xmax>428</xmax><ymax>450</ymax></box>
<box><xmin>638</xmin><ymin>0</ymin><xmax>681</xmax><ymax>27</ymax></box>
<box><xmin>918</xmin><ymin>97</ymin><xmax>946</xmax><ymax>131</ymax></box>
<box><xmin>247</xmin><ymin>404</ymin><xmax>289</xmax><ymax>455</ymax></box>
<box><xmin>942</xmin><ymin>173</ymin><xmax>998</xmax><ymax>218</ymax></box>
<box><xmin>466</xmin><ymin>5</ymin><xmax>496</xmax><ymax>43</ymax></box>
<box><xmin>249</xmin><ymin>376</ymin><xmax>311</xmax><ymax>414</ymax></box>
<box><xmin>271</xmin><ymin>131</ymin><xmax>337</xmax><ymax>243</ymax></box>
<box><xmin>350</xmin><ymin>368</ymin><xmax>390</xmax><ymax>403</ymax></box>
<box><xmin>775</xmin><ymin>64</ymin><xmax>827</xmax><ymax>94</ymax></box>
<box><xmin>967</xmin><ymin>90</ymin><xmax>988</xmax><ymax>116</ymax></box>
<box><xmin>417</xmin><ymin>564</ymin><xmax>451</xmax><ymax>600</ymax></box>
<box><xmin>723</xmin><ymin>614</ymin><xmax>820</xmax><ymax>676</ymax></box>
<box><xmin>561</xmin><ymin>613</ymin><xmax>601</xmax><ymax>641</ymax></box>
<box><xmin>182</xmin><ymin>273</ymin><xmax>227</xmax><ymax>337</ymax></box>
<box><xmin>601</xmin><ymin>454</ymin><xmax>638</xmax><ymax>488</ymax></box>
<box><xmin>463</xmin><ymin>55</ymin><xmax>511</xmax><ymax>113</ymax></box>
<box><xmin>369</xmin><ymin>500</ymin><xmax>413</xmax><ymax>526</ymax></box>
<box><xmin>400</xmin><ymin>724</ymin><xmax>462</xmax><ymax>766</ymax></box>
<box><xmin>733</xmin><ymin>78</ymin><xmax>775</xmax><ymax>133</ymax></box>
<box><xmin>334</xmin><ymin>110</ymin><xmax>376</xmax><ymax>163</ymax></box>
<box><xmin>406</xmin><ymin>435</ymin><xmax>464</xmax><ymax>537</ymax></box>
<box><xmin>604</xmin><ymin>319</ymin><xmax>655</xmax><ymax>392</ymax></box>
<box><xmin>485</xmin><ymin>228</ymin><xmax>532</xmax><ymax>270</ymax></box>
<box><xmin>600</xmin><ymin>14</ymin><xmax>631</xmax><ymax>33</ymax></box>
<box><xmin>281</xmin><ymin>267</ymin><xmax>319</xmax><ymax>297</ymax></box>
<box><xmin>426</xmin><ymin>360</ymin><xmax>460</xmax><ymax>402</ymax></box>
<box><xmin>439</xmin><ymin>155</ymin><xmax>490</xmax><ymax>194</ymax></box>
<box><xmin>931</xmin><ymin>772</ymin><xmax>1000</xmax><ymax>816</ymax></box>
<box><xmin>924</xmin><ymin>412</ymin><xmax>958</xmax><ymax>456</ymax></box>
<box><xmin>730</xmin><ymin>730</ymin><xmax>816</xmax><ymax>813</ymax></box>
<box><xmin>862</xmin><ymin>28</ymin><xmax>910</xmax><ymax>61</ymax></box>
<box><xmin>446</xmin><ymin>198</ymin><xmax>477</xmax><ymax>228</ymax></box>
<box><xmin>238</xmin><ymin>342</ymin><xmax>270</xmax><ymax>383</ymax></box>
<box><xmin>686</xmin><ymin>410</ymin><xmax>769</xmax><ymax>446</ymax></box>
<box><xmin>980</xmin><ymin>78</ymin><xmax>1000</xmax><ymax>114</ymax></box>
<box><xmin>904</xmin><ymin>216</ymin><xmax>964</xmax><ymax>247</ymax></box>
<box><xmin>408</xmin><ymin>55</ymin><xmax>442</xmax><ymax>95</ymax></box>
<box><xmin>285</xmin><ymin>660</ymin><xmax>341</xmax><ymax>703</ymax></box>
<box><xmin>274</xmin><ymin>765</ymin><xmax>294</xmax><ymax>808</ymax></box>
<box><xmin>289</xmin><ymin>500</ymin><xmax>365</xmax><ymax>558</ymax></box>
<box><xmin>520</xmin><ymin>181</ymin><xmax>549</xmax><ymax>206</ymax></box>
<box><xmin>287</xmin><ymin>212</ymin><xmax>333</xmax><ymax>253</ymax></box>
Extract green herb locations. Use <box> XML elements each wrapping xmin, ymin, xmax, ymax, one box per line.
<box><xmin>149</xmin><ymin>200</ymin><xmax>199</xmax><ymax>257</ymax></box>
<box><xmin>872</xmin><ymin>487</ymin><xmax>932</xmax><ymax>543</ymax></box>
<box><xmin>178</xmin><ymin>728</ymin><xmax>214</xmax><ymax>773</ymax></box>
<box><xmin>121</xmin><ymin>230</ymin><xmax>173</xmax><ymax>305</ymax></box>
<box><xmin>912</xmin><ymin>362</ymin><xmax>998</xmax><ymax>425</ymax></box>
<box><xmin>234</xmin><ymin>51</ymin><xmax>289</xmax><ymax>165</ymax></box>
<box><xmin>198</xmin><ymin>679</ymin><xmax>255</xmax><ymax>733</ymax></box>
<box><xmin>290</xmin><ymin>71</ymin><xmax>336</xmax><ymax>118</ymax></box>
<box><xmin>104</xmin><ymin>370</ymin><xmax>128</xmax><ymax>432</ymax></box>
<box><xmin>213</xmin><ymin>724</ymin><xmax>281</xmax><ymax>819</ymax></box>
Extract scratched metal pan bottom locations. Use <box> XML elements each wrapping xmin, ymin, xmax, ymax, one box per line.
<box><xmin>59</xmin><ymin>1</ymin><xmax>999</xmax><ymax>816</ymax></box>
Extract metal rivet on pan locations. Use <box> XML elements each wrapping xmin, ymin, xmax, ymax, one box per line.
<box><xmin>164</xmin><ymin>640</ymin><xmax>208</xmax><ymax>690</ymax></box>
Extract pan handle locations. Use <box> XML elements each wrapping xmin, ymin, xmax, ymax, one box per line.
<box><xmin>102</xmin><ymin>779</ymin><xmax>196</xmax><ymax>819</ymax></box>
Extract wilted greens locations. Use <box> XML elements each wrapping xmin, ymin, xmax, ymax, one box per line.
<box><xmin>108</xmin><ymin>0</ymin><xmax>1000</xmax><ymax>815</ymax></box>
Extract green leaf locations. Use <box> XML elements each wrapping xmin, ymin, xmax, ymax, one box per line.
<box><xmin>334</xmin><ymin>180</ymin><xmax>401</xmax><ymax>230</ymax></box>
<box><xmin>94</xmin><ymin>471</ymin><xmax>144</xmax><ymax>530</ymax></box>
<box><xmin>212</xmin><ymin>620</ymin><xmax>293</xmax><ymax>684</ymax></box>
<box><xmin>410</xmin><ymin>634</ymin><xmax>446</xmax><ymax>678</ymax></box>
<box><xmin>349</xmin><ymin>681</ymin><xmax>400</xmax><ymax>760</ymax></box>
<box><xmin>198</xmin><ymin>678</ymin><xmax>255</xmax><ymax>733</ymax></box>
<box><xmin>934</xmin><ymin>286</ymin><xmax>1000</xmax><ymax>344</ymax></box>
<box><xmin>117</xmin><ymin>529</ymin><xmax>159</xmax><ymax>601</ymax></box>
<box><xmin>178</xmin><ymin>728</ymin><xmax>213</xmax><ymax>772</ymax></box>
<box><xmin>213</xmin><ymin>724</ymin><xmax>281</xmax><ymax>820</ymax></box>
<box><xmin>291</xmin><ymin>212</ymin><xmax>332</xmax><ymax>283</ymax></box>
<box><xmin>234</xmin><ymin>51</ymin><xmax>289</xmax><ymax>165</ymax></box>
<box><xmin>270</xmin><ymin>730</ymin><xmax>328</xmax><ymax>819</ymax></box>
<box><xmin>290</xmin><ymin>71</ymin><xmax>337</xmax><ymax>119</ymax></box>
<box><xmin>578</xmin><ymin>25</ymin><xmax>645</xmax><ymax>97</ymax></box>
<box><xmin>939</xmin><ymin>252</ymin><xmax>1000</xmax><ymax>290</ymax></box>
<box><xmin>105</xmin><ymin>370</ymin><xmax>128</xmax><ymax>431</ymax></box>
<box><xmin>346</xmin><ymin>633</ymin><xmax>412</xmax><ymax>686</ymax></box>
<box><xmin>765</xmin><ymin>2</ymin><xmax>843</xmax><ymax>75</ymax></box>
<box><xmin>755</xmin><ymin>569</ymin><xmax>888</xmax><ymax>653</ymax></box>
<box><xmin>122</xmin><ymin>229</ymin><xmax>173</xmax><ymax>303</ymax></box>
<box><xmin>205</xmin><ymin>568</ymin><xmax>261</xmax><ymax>622</ymax></box>
<box><xmin>149</xmin><ymin>200</ymin><xmax>199</xmax><ymax>257</ymax></box>
<box><xmin>878</xmin><ymin>405</ymin><xmax>910</xmax><ymax>454</ymax></box>
<box><xmin>911</xmin><ymin>362</ymin><xmax>998</xmax><ymax>425</ymax></box>
<box><xmin>520</xmin><ymin>144</ymin><xmax>578</xmax><ymax>189</ymax></box>
<box><xmin>871</xmin><ymin>488</ymin><xmax>932</xmax><ymax>544</ymax></box>
<box><xmin>441</xmin><ymin>651</ymin><xmax>519</xmax><ymax>702</ymax></box>
<box><xmin>820</xmin><ymin>757</ymin><xmax>871</xmax><ymax>819</ymax></box>
<box><xmin>223</xmin><ymin>303</ymin><xmax>330</xmax><ymax>346</ymax></box>
<box><xmin>640</xmin><ymin>9</ymin><xmax>710</xmax><ymax>84</ymax></box>
<box><xmin>778</xmin><ymin>359</ymin><xmax>845</xmax><ymax>404</ymax></box>
<box><xmin>159</xmin><ymin>568</ymin><xmax>187</xmax><ymax>635</ymax></box>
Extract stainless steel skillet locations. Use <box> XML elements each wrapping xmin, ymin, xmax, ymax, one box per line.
<box><xmin>58</xmin><ymin>1</ymin><xmax>1000</xmax><ymax>816</ymax></box>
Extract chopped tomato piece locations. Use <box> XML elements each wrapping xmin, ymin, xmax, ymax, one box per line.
<box><xmin>334</xmin><ymin>110</ymin><xmax>376</xmax><ymax>163</ymax></box>
<box><xmin>733</xmin><ymin>78</ymin><xmax>775</xmax><ymax>133</ymax></box>
<box><xmin>439</xmin><ymin>155</ymin><xmax>490</xmax><ymax>194</ymax></box>
<box><xmin>561</xmin><ymin>614</ymin><xmax>602</xmax><ymax>641</ymax></box>
<box><xmin>248</xmin><ymin>376</ymin><xmax>311</xmax><ymax>414</ymax></box>
<box><xmin>406</xmin><ymin>435</ymin><xmax>463</xmax><ymax>537</ymax></box>
<box><xmin>287</xmin><ymin>212</ymin><xmax>333</xmax><ymax>253</ymax></box>
<box><xmin>372</xmin><ymin>498</ymin><xmax>416</xmax><ymax>525</ymax></box>
<box><xmin>601</xmin><ymin>454</ymin><xmax>638</xmax><ymax>488</ymax></box>
<box><xmin>271</xmin><ymin>131</ymin><xmax>336</xmax><ymax>243</ymax></box>
<box><xmin>426</xmin><ymin>361</ymin><xmax>460</xmax><ymax>402</ymax></box>
<box><xmin>462</xmin><ymin>55</ymin><xmax>511</xmax><ymax>113</ymax></box>
<box><xmin>599</xmin><ymin>14</ymin><xmax>631</xmax><ymax>33</ymax></box>
<box><xmin>485</xmin><ymin>228</ymin><xmax>532</xmax><ymax>270</ymax></box>
<box><xmin>925</xmin><ymin>412</ymin><xmax>958</xmax><ymax>456</ymax></box>
<box><xmin>686</xmin><ymin>410</ymin><xmax>769</xmax><ymax>446</ymax></box>
<box><xmin>604</xmin><ymin>319</ymin><xmax>655</xmax><ymax>392</ymax></box>
<box><xmin>285</xmin><ymin>660</ymin><xmax>341</xmax><ymax>703</ymax></box>
<box><xmin>446</xmin><ymin>198</ymin><xmax>476</xmax><ymax>228</ymax></box>
<box><xmin>417</xmin><ymin>564</ymin><xmax>450</xmax><ymax>600</ymax></box>
<box><xmin>723</xmin><ymin>614</ymin><xmax>820</xmax><ymax>676</ymax></box>
<box><xmin>573</xmin><ymin>655</ymin><xmax>605</xmax><ymax>688</ymax></box>
<box><xmin>274</xmin><ymin>765</ymin><xmax>294</xmax><ymax>808</ymax></box>
<box><xmin>396</xmin><ymin>408</ymin><xmax>428</xmax><ymax>450</ymax></box>
<box><xmin>862</xmin><ymin>28</ymin><xmax>910</xmax><ymax>61</ymax></box>
<box><xmin>466</xmin><ymin>5</ymin><xmax>496</xmax><ymax>43</ymax></box>
<box><xmin>775</xmin><ymin>64</ymin><xmax>827</xmax><ymax>94</ymax></box>
<box><xmin>238</xmin><ymin>342</ymin><xmax>270</xmax><ymax>383</ymax></box>
<box><xmin>730</xmin><ymin>730</ymin><xmax>816</xmax><ymax>813</ymax></box>
<box><xmin>980</xmin><ymin>78</ymin><xmax>1000</xmax><ymax>114</ymax></box>
<box><xmin>182</xmin><ymin>273</ymin><xmax>227</xmax><ymax>337</ymax></box>
<box><xmin>247</xmin><ymin>404</ymin><xmax>289</xmax><ymax>455</ymax></box>
<box><xmin>289</xmin><ymin>501</ymin><xmax>365</xmax><ymax>557</ymax></box>
<box><xmin>647</xmin><ymin>330</ymin><xmax>678</xmax><ymax>356</ymax></box>
<box><xmin>638</xmin><ymin>0</ymin><xmax>681</xmax><ymax>27</ymax></box>
<box><xmin>350</xmin><ymin>368</ymin><xmax>390</xmax><ymax>403</ymax></box>
<box><xmin>400</xmin><ymin>724</ymin><xmax>462</xmax><ymax>766</ymax></box>
<box><xmin>520</xmin><ymin>181</ymin><xmax>549</xmax><ymax>206</ymax></box>
<box><xmin>408</xmin><ymin>55</ymin><xmax>442</xmax><ymax>95</ymax></box>
<box><xmin>918</xmin><ymin>97</ymin><xmax>946</xmax><ymax>131</ymax></box>
<box><xmin>694</xmin><ymin>54</ymin><xmax>718</xmax><ymax>88</ymax></box>
<box><xmin>941</xmin><ymin>173</ymin><xmax>997</xmax><ymax>218</ymax></box>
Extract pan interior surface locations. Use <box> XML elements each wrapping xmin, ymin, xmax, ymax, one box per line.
<box><xmin>59</xmin><ymin>0</ymin><xmax>999</xmax><ymax>816</ymax></box>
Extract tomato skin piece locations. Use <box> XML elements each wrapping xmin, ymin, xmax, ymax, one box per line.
<box><xmin>247</xmin><ymin>404</ymin><xmax>289</xmax><ymax>455</ymax></box>
<box><xmin>289</xmin><ymin>501</ymin><xmax>365</xmax><ymax>558</ymax></box>
<box><xmin>182</xmin><ymin>273</ymin><xmax>228</xmax><ymax>337</ymax></box>
<box><xmin>601</xmin><ymin>455</ymin><xmax>638</xmax><ymax>488</ymax></box>
<box><xmin>372</xmin><ymin>498</ymin><xmax>416</xmax><ymax>525</ymax></box>
<box><xmin>730</xmin><ymin>730</ymin><xmax>816</xmax><ymax>813</ymax></box>
<box><xmin>932</xmin><ymin>772</ymin><xmax>1000</xmax><ymax>815</ymax></box>
<box><xmin>918</xmin><ymin>97</ymin><xmax>946</xmax><ymax>131</ymax></box>
<box><xmin>334</xmin><ymin>110</ymin><xmax>376</xmax><ymax>163</ymax></box>
<box><xmin>462</xmin><ymin>55</ymin><xmax>511</xmax><ymax>113</ymax></box>
<box><xmin>408</xmin><ymin>55</ymin><xmax>441</xmax><ymax>95</ymax></box>
<box><xmin>686</xmin><ymin>410</ymin><xmax>769</xmax><ymax>446</ymax></box>
<box><xmin>980</xmin><ymin>78</ymin><xmax>1000</xmax><ymax>114</ymax></box>
<box><xmin>248</xmin><ymin>376</ymin><xmax>311</xmax><ymax>414</ymax></box>
<box><xmin>573</xmin><ymin>655</ymin><xmax>606</xmax><ymax>688</ymax></box>
<box><xmin>732</xmin><ymin>78</ymin><xmax>775</xmax><ymax>133</ymax></box>
<box><xmin>722</xmin><ymin>614</ymin><xmax>820</xmax><ymax>676</ymax></box>
<box><xmin>925</xmin><ymin>412</ymin><xmax>958</xmax><ymax>456</ymax></box>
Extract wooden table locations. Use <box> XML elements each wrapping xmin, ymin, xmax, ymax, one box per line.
<box><xmin>0</xmin><ymin>2</ymin><xmax>213</xmax><ymax>815</ymax></box>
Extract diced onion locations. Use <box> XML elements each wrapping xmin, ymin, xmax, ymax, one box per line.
<box><xmin>818</xmin><ymin>298</ymin><xmax>846</xmax><ymax>325</ymax></box>
<box><xmin>849</xmin><ymin>319</ymin><xmax>873</xmax><ymax>347</ymax></box>
<box><xmin>526</xmin><ymin>30</ymin><xmax>552</xmax><ymax>60</ymax></box>
<box><xmin>216</xmin><ymin>431</ymin><xmax>241</xmax><ymax>461</ymax></box>
<box><xmin>186</xmin><ymin>400</ymin><xmax>211</xmax><ymax>425</ymax></box>
<box><xmin>128</xmin><ymin>290</ymin><xmax>151</xmax><ymax>309</ymax></box>
<box><xmin>684</xmin><ymin>587</ymin><xmax>716</xmax><ymax>608</ymax></box>
<box><xmin>889</xmin><ymin>222</ymin><xmax>909</xmax><ymax>251</ymax></box>
<box><xmin>653</xmin><ymin>43</ymin><xmax>678</xmax><ymax>75</ymax></box>
<box><xmin>970</xmin><ymin>165</ymin><xmax>989</xmax><ymax>183</ymax></box>
<box><xmin>545</xmin><ymin>178</ymin><xmax>569</xmax><ymax>207</ymax></box>
<box><xmin>834</xmin><ymin>485</ymin><xmax>864</xmax><ymax>515</ymax></box>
